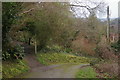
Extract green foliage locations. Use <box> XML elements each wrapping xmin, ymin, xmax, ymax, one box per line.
<box><xmin>12</xmin><ymin>44</ymin><xmax>25</xmax><ymax>60</ymax></box>
<box><xmin>26</xmin><ymin>2</ymin><xmax>74</xmax><ymax>49</ymax></box>
<box><xmin>2</xmin><ymin>52</ymin><xmax>10</xmax><ymax>61</ymax></box>
<box><xmin>20</xmin><ymin>22</ymin><xmax>36</xmax><ymax>35</ymax></box>
<box><xmin>0</xmin><ymin>65</ymin><xmax>1</xmax><ymax>78</ymax></box>
<box><xmin>2</xmin><ymin>2</ymin><xmax>23</xmax><ymax>60</ymax></box>
<box><xmin>2</xmin><ymin>44</ymin><xmax>25</xmax><ymax>61</ymax></box>
<box><xmin>111</xmin><ymin>41</ymin><xmax>120</xmax><ymax>53</ymax></box>
<box><xmin>76</xmin><ymin>66</ymin><xmax>98</xmax><ymax>78</ymax></box>
<box><xmin>90</xmin><ymin>58</ymin><xmax>102</xmax><ymax>66</ymax></box>
<box><xmin>39</xmin><ymin>45</ymin><xmax>63</xmax><ymax>53</ymax></box>
<box><xmin>20</xmin><ymin>21</ymin><xmax>36</xmax><ymax>45</ymax></box>
<box><xmin>94</xmin><ymin>46</ymin><xmax>102</xmax><ymax>58</ymax></box>
<box><xmin>2</xmin><ymin>60</ymin><xmax>29</xmax><ymax>78</ymax></box>
<box><xmin>36</xmin><ymin>53</ymin><xmax>91</xmax><ymax>65</ymax></box>
<box><xmin>2</xmin><ymin>2</ymin><xmax>23</xmax><ymax>48</ymax></box>
<box><xmin>65</xmin><ymin>48</ymin><xmax>72</xmax><ymax>53</ymax></box>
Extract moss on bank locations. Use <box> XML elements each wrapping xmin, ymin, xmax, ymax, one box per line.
<box><xmin>2</xmin><ymin>60</ymin><xmax>29</xmax><ymax>78</ymax></box>
<box><xmin>36</xmin><ymin>53</ymin><xmax>92</xmax><ymax>65</ymax></box>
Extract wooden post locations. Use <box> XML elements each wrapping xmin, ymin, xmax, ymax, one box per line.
<box><xmin>107</xmin><ymin>6</ymin><xmax>110</xmax><ymax>43</ymax></box>
<box><xmin>113</xmin><ymin>35</ymin><xmax>115</xmax><ymax>42</ymax></box>
<box><xmin>35</xmin><ymin>34</ymin><xmax>37</xmax><ymax>54</ymax></box>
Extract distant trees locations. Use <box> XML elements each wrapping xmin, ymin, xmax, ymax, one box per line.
<box><xmin>69</xmin><ymin>0</ymin><xmax>107</xmax><ymax>44</ymax></box>
<box><xmin>68</xmin><ymin>0</ymin><xmax>109</xmax><ymax>56</ymax></box>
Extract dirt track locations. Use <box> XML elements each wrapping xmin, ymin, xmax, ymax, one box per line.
<box><xmin>18</xmin><ymin>43</ymin><xmax>89</xmax><ymax>78</ymax></box>
<box><xmin>20</xmin><ymin>63</ymin><xmax>89</xmax><ymax>78</ymax></box>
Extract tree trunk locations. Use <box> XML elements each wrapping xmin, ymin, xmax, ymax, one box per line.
<box><xmin>35</xmin><ymin>39</ymin><xmax>37</xmax><ymax>54</ymax></box>
<box><xmin>107</xmin><ymin>6</ymin><xmax>110</xmax><ymax>43</ymax></box>
<box><xmin>35</xmin><ymin>34</ymin><xmax>37</xmax><ymax>54</ymax></box>
<box><xmin>28</xmin><ymin>37</ymin><xmax>31</xmax><ymax>45</ymax></box>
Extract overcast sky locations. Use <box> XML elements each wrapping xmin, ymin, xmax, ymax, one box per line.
<box><xmin>70</xmin><ymin>0</ymin><xmax>119</xmax><ymax>18</ymax></box>
<box><xmin>103</xmin><ymin>0</ymin><xmax>119</xmax><ymax>18</ymax></box>
<box><xmin>3</xmin><ymin>0</ymin><xmax>119</xmax><ymax>18</ymax></box>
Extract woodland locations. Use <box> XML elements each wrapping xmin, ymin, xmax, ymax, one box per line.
<box><xmin>2</xmin><ymin>1</ymin><xmax>120</xmax><ymax>79</ymax></box>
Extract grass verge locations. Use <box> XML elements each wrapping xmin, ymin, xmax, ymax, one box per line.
<box><xmin>2</xmin><ymin>60</ymin><xmax>30</xmax><ymax>78</ymax></box>
<box><xmin>76</xmin><ymin>66</ymin><xmax>98</xmax><ymax>78</ymax></box>
<box><xmin>0</xmin><ymin>64</ymin><xmax>1</xmax><ymax>78</ymax></box>
<box><xmin>36</xmin><ymin>53</ymin><xmax>92</xmax><ymax>65</ymax></box>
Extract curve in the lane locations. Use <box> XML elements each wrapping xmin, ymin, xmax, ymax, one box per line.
<box><xmin>20</xmin><ymin>64</ymin><xmax>89</xmax><ymax>78</ymax></box>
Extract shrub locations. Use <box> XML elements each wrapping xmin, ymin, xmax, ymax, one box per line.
<box><xmin>65</xmin><ymin>48</ymin><xmax>72</xmax><ymax>53</ymax></box>
<box><xmin>2</xmin><ymin>51</ymin><xmax>10</xmax><ymax>61</ymax></box>
<box><xmin>90</xmin><ymin>58</ymin><xmax>102</xmax><ymax>66</ymax></box>
<box><xmin>39</xmin><ymin>45</ymin><xmax>63</xmax><ymax>53</ymax></box>
<box><xmin>12</xmin><ymin>44</ymin><xmax>25</xmax><ymax>60</ymax></box>
<box><xmin>94</xmin><ymin>46</ymin><xmax>102</xmax><ymax>58</ymax></box>
<box><xmin>111</xmin><ymin>41</ymin><xmax>120</xmax><ymax>53</ymax></box>
<box><xmin>2</xmin><ymin>44</ymin><xmax>25</xmax><ymax>61</ymax></box>
<box><xmin>94</xmin><ymin>44</ymin><xmax>117</xmax><ymax>61</ymax></box>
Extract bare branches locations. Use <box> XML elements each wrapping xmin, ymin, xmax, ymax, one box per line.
<box><xmin>19</xmin><ymin>8</ymin><xmax>35</xmax><ymax>16</ymax></box>
<box><xmin>70</xmin><ymin>4</ymin><xmax>91</xmax><ymax>11</ymax></box>
<box><xmin>70</xmin><ymin>0</ymin><xmax>107</xmax><ymax>18</ymax></box>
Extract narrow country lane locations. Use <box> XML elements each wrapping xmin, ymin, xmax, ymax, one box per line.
<box><xmin>17</xmin><ymin>43</ymin><xmax>89</xmax><ymax>78</ymax></box>
<box><xmin>20</xmin><ymin>64</ymin><xmax>89</xmax><ymax>78</ymax></box>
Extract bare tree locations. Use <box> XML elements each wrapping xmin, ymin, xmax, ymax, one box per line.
<box><xmin>70</xmin><ymin>0</ymin><xmax>107</xmax><ymax>18</ymax></box>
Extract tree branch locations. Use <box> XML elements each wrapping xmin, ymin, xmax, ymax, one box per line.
<box><xmin>19</xmin><ymin>8</ymin><xmax>35</xmax><ymax>16</ymax></box>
